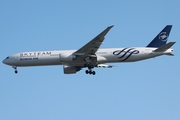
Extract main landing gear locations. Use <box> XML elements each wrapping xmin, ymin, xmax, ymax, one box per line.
<box><xmin>85</xmin><ymin>70</ymin><xmax>96</xmax><ymax>75</ymax></box>
<box><xmin>84</xmin><ymin>63</ymin><xmax>96</xmax><ymax>75</ymax></box>
<box><xmin>13</xmin><ymin>66</ymin><xmax>18</xmax><ymax>74</ymax></box>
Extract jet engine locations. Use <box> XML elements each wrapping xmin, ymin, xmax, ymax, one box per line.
<box><xmin>63</xmin><ymin>65</ymin><xmax>81</xmax><ymax>74</ymax></box>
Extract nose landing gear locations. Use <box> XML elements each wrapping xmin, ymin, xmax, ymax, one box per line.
<box><xmin>13</xmin><ymin>66</ymin><xmax>18</xmax><ymax>74</ymax></box>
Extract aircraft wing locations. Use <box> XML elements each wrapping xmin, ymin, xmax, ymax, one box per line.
<box><xmin>73</xmin><ymin>25</ymin><xmax>114</xmax><ymax>55</ymax></box>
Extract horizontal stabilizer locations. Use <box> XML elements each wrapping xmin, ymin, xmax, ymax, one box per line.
<box><xmin>165</xmin><ymin>53</ymin><xmax>174</xmax><ymax>56</ymax></box>
<box><xmin>154</xmin><ymin>42</ymin><xmax>176</xmax><ymax>52</ymax></box>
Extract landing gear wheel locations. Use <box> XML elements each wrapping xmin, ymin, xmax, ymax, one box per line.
<box><xmin>15</xmin><ymin>70</ymin><xmax>18</xmax><ymax>74</ymax></box>
<box><xmin>85</xmin><ymin>70</ymin><xmax>96</xmax><ymax>75</ymax></box>
<box><xmin>84</xmin><ymin>62</ymin><xmax>96</xmax><ymax>75</ymax></box>
<box><xmin>85</xmin><ymin>70</ymin><xmax>89</xmax><ymax>74</ymax></box>
<box><xmin>13</xmin><ymin>66</ymin><xmax>18</xmax><ymax>74</ymax></box>
<box><xmin>92</xmin><ymin>71</ymin><xmax>96</xmax><ymax>75</ymax></box>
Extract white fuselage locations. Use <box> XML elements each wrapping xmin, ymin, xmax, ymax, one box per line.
<box><xmin>3</xmin><ymin>47</ymin><xmax>173</xmax><ymax>67</ymax></box>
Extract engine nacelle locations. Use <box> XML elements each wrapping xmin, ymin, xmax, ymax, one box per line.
<box><xmin>59</xmin><ymin>52</ymin><xmax>76</xmax><ymax>62</ymax></box>
<box><xmin>63</xmin><ymin>65</ymin><xmax>81</xmax><ymax>74</ymax></box>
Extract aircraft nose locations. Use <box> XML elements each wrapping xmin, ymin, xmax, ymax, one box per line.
<box><xmin>3</xmin><ymin>56</ymin><xmax>17</xmax><ymax>66</ymax></box>
<box><xmin>2</xmin><ymin>56</ymin><xmax>11</xmax><ymax>65</ymax></box>
<box><xmin>2</xmin><ymin>59</ymin><xmax>7</xmax><ymax>64</ymax></box>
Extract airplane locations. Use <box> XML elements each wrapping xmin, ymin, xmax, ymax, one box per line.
<box><xmin>2</xmin><ymin>25</ymin><xmax>175</xmax><ymax>75</ymax></box>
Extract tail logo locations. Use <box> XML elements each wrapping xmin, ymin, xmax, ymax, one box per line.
<box><xmin>159</xmin><ymin>32</ymin><xmax>168</xmax><ymax>41</ymax></box>
<box><xmin>113</xmin><ymin>48</ymin><xmax>139</xmax><ymax>61</ymax></box>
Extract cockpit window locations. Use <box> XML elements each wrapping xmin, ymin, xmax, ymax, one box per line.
<box><xmin>6</xmin><ymin>57</ymin><xmax>9</xmax><ymax>59</ymax></box>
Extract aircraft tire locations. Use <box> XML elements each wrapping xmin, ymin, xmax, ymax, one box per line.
<box><xmin>15</xmin><ymin>70</ymin><xmax>18</xmax><ymax>74</ymax></box>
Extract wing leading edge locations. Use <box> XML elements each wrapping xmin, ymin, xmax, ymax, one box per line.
<box><xmin>73</xmin><ymin>25</ymin><xmax>114</xmax><ymax>55</ymax></box>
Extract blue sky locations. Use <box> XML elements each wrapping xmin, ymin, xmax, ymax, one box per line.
<box><xmin>0</xmin><ymin>0</ymin><xmax>180</xmax><ymax>120</ymax></box>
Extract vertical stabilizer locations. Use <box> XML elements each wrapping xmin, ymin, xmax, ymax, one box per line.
<box><xmin>147</xmin><ymin>25</ymin><xmax>172</xmax><ymax>47</ymax></box>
